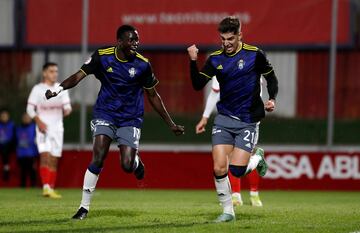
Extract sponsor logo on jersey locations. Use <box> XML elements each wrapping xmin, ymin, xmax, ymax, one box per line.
<box><xmin>238</xmin><ymin>59</ymin><xmax>245</xmax><ymax>70</ymax></box>
<box><xmin>106</xmin><ymin>67</ymin><xmax>113</xmax><ymax>73</ymax></box>
<box><xmin>129</xmin><ymin>67</ymin><xmax>136</xmax><ymax>77</ymax></box>
<box><xmin>216</xmin><ymin>64</ymin><xmax>223</xmax><ymax>70</ymax></box>
<box><xmin>245</xmin><ymin>143</ymin><xmax>251</xmax><ymax>148</ymax></box>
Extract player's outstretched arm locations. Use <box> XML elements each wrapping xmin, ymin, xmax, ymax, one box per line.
<box><xmin>45</xmin><ymin>71</ymin><xmax>86</xmax><ymax>99</ymax></box>
<box><xmin>145</xmin><ymin>88</ymin><xmax>184</xmax><ymax>136</ymax></box>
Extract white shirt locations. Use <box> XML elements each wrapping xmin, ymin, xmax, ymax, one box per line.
<box><xmin>27</xmin><ymin>82</ymin><xmax>71</xmax><ymax>131</ymax></box>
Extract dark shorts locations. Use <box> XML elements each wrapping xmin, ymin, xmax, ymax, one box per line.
<box><xmin>90</xmin><ymin>119</ymin><xmax>141</xmax><ymax>149</ymax></box>
<box><xmin>212</xmin><ymin>114</ymin><xmax>259</xmax><ymax>153</ymax></box>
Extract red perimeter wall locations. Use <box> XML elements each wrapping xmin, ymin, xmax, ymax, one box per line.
<box><xmin>1</xmin><ymin>150</ymin><xmax>360</xmax><ymax>191</ymax></box>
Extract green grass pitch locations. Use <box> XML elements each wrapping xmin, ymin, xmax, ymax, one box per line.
<box><xmin>0</xmin><ymin>189</ymin><xmax>359</xmax><ymax>233</ymax></box>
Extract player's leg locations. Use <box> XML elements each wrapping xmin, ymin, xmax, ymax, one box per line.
<box><xmin>228</xmin><ymin>171</ymin><xmax>243</xmax><ymax>206</ymax></box>
<box><xmin>213</xmin><ymin>144</ymin><xmax>236</xmax><ymax>222</ymax></box>
<box><xmin>17</xmin><ymin>157</ymin><xmax>26</xmax><ymax>187</ymax></box>
<box><xmin>72</xmin><ymin>119</ymin><xmax>115</xmax><ymax>220</ymax></box>
<box><xmin>39</xmin><ymin>152</ymin><xmax>52</xmax><ymax>195</ymax></box>
<box><xmin>119</xmin><ymin>145</ymin><xmax>144</xmax><ymax>179</ymax></box>
<box><xmin>30</xmin><ymin>157</ymin><xmax>37</xmax><ymax>187</ymax></box>
<box><xmin>0</xmin><ymin>144</ymin><xmax>11</xmax><ymax>181</ymax></box>
<box><xmin>73</xmin><ymin>135</ymin><xmax>112</xmax><ymax>219</ymax></box>
<box><xmin>117</xmin><ymin>127</ymin><xmax>144</xmax><ymax>180</ymax></box>
<box><xmin>248</xmin><ymin>123</ymin><xmax>264</xmax><ymax>206</ymax></box>
<box><xmin>212</xmin><ymin>115</ymin><xmax>237</xmax><ymax>222</ymax></box>
<box><xmin>36</xmin><ymin>129</ymin><xmax>53</xmax><ymax>195</ymax></box>
<box><xmin>47</xmin><ymin>155</ymin><xmax>61</xmax><ymax>198</ymax></box>
<box><xmin>44</xmin><ymin>132</ymin><xmax>64</xmax><ymax>198</ymax></box>
<box><xmin>248</xmin><ymin>169</ymin><xmax>262</xmax><ymax>207</ymax></box>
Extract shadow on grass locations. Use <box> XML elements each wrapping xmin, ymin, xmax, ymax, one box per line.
<box><xmin>1</xmin><ymin>209</ymin><xmax>266</xmax><ymax>232</ymax></box>
<box><xmin>0</xmin><ymin>218</ymin><xmax>70</xmax><ymax>227</ymax></box>
<box><xmin>0</xmin><ymin>209</ymin><xmax>138</xmax><ymax>227</ymax></box>
<box><xmin>13</xmin><ymin>222</ymin><xmax>211</xmax><ymax>233</ymax></box>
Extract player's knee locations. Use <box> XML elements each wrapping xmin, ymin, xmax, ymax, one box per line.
<box><xmin>120</xmin><ymin>151</ymin><xmax>135</xmax><ymax>173</ymax></box>
<box><xmin>213</xmin><ymin>165</ymin><xmax>228</xmax><ymax>176</ymax></box>
<box><xmin>92</xmin><ymin>147</ymin><xmax>107</xmax><ymax>166</ymax></box>
<box><xmin>121</xmin><ymin>155</ymin><xmax>134</xmax><ymax>173</ymax></box>
<box><xmin>229</xmin><ymin>165</ymin><xmax>247</xmax><ymax>178</ymax></box>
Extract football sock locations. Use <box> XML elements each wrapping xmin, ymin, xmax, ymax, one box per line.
<box><xmin>80</xmin><ymin>164</ymin><xmax>102</xmax><ymax>211</ymax></box>
<box><xmin>214</xmin><ymin>173</ymin><xmax>234</xmax><ymax>216</ymax></box>
<box><xmin>48</xmin><ymin>170</ymin><xmax>57</xmax><ymax>189</ymax></box>
<box><xmin>228</xmin><ymin>171</ymin><xmax>241</xmax><ymax>193</ymax></box>
<box><xmin>40</xmin><ymin>166</ymin><xmax>50</xmax><ymax>187</ymax></box>
<box><xmin>248</xmin><ymin>170</ymin><xmax>260</xmax><ymax>192</ymax></box>
<box><xmin>245</xmin><ymin>154</ymin><xmax>261</xmax><ymax>174</ymax></box>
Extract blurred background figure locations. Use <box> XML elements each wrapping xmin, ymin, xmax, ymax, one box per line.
<box><xmin>0</xmin><ymin>108</ymin><xmax>15</xmax><ymax>182</ymax></box>
<box><xmin>27</xmin><ymin>62</ymin><xmax>72</xmax><ymax>198</ymax></box>
<box><xmin>16</xmin><ymin>113</ymin><xmax>38</xmax><ymax>188</ymax></box>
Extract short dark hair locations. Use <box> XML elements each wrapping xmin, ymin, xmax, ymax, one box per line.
<box><xmin>42</xmin><ymin>62</ymin><xmax>57</xmax><ymax>71</ymax></box>
<box><xmin>218</xmin><ymin>16</ymin><xmax>241</xmax><ymax>34</ymax></box>
<box><xmin>116</xmin><ymin>25</ymin><xmax>136</xmax><ymax>40</ymax></box>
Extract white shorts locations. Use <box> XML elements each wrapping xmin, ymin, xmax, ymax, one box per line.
<box><xmin>36</xmin><ymin>128</ymin><xmax>64</xmax><ymax>157</ymax></box>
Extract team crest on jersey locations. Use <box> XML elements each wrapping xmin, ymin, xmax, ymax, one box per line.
<box><xmin>237</xmin><ymin>59</ymin><xmax>245</xmax><ymax>70</ymax></box>
<box><xmin>128</xmin><ymin>67</ymin><xmax>136</xmax><ymax>77</ymax></box>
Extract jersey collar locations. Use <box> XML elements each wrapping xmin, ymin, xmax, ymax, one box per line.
<box><xmin>115</xmin><ymin>47</ymin><xmax>128</xmax><ymax>62</ymax></box>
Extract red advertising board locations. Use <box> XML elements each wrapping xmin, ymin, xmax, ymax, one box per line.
<box><xmin>263</xmin><ymin>152</ymin><xmax>360</xmax><ymax>190</ymax></box>
<box><xmin>1</xmin><ymin>150</ymin><xmax>359</xmax><ymax>190</ymax></box>
<box><xmin>25</xmin><ymin>0</ymin><xmax>352</xmax><ymax>47</ymax></box>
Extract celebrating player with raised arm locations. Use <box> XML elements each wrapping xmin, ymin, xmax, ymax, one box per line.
<box><xmin>27</xmin><ymin>62</ymin><xmax>72</xmax><ymax>198</ymax></box>
<box><xmin>188</xmin><ymin>16</ymin><xmax>278</xmax><ymax>222</ymax></box>
<box><xmin>196</xmin><ymin>78</ymin><xmax>265</xmax><ymax>207</ymax></box>
<box><xmin>46</xmin><ymin>25</ymin><xmax>184</xmax><ymax>220</ymax></box>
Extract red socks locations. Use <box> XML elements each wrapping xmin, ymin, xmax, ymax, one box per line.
<box><xmin>248</xmin><ymin>170</ymin><xmax>260</xmax><ymax>192</ymax></box>
<box><xmin>228</xmin><ymin>170</ymin><xmax>260</xmax><ymax>192</ymax></box>
<box><xmin>48</xmin><ymin>170</ymin><xmax>57</xmax><ymax>189</ymax></box>
<box><xmin>228</xmin><ymin>172</ymin><xmax>241</xmax><ymax>193</ymax></box>
<box><xmin>40</xmin><ymin>166</ymin><xmax>57</xmax><ymax>188</ymax></box>
<box><xmin>40</xmin><ymin>166</ymin><xmax>50</xmax><ymax>186</ymax></box>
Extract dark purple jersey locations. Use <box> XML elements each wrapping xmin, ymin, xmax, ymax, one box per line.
<box><xmin>81</xmin><ymin>46</ymin><xmax>158</xmax><ymax>128</ymax></box>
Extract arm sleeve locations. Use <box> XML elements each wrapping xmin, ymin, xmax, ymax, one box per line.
<box><xmin>203</xmin><ymin>88</ymin><xmax>220</xmax><ymax>118</ymax></box>
<box><xmin>26</xmin><ymin>87</ymin><xmax>38</xmax><ymax>119</ymax></box>
<box><xmin>190</xmin><ymin>58</ymin><xmax>215</xmax><ymax>90</ymax></box>
<box><xmin>255</xmin><ymin>50</ymin><xmax>279</xmax><ymax>100</ymax></box>
<box><xmin>211</xmin><ymin>78</ymin><xmax>220</xmax><ymax>92</ymax></box>
<box><xmin>140</xmin><ymin>63</ymin><xmax>159</xmax><ymax>89</ymax></box>
<box><xmin>80</xmin><ymin>51</ymin><xmax>100</xmax><ymax>75</ymax></box>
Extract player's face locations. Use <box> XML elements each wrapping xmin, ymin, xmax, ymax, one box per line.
<box><xmin>0</xmin><ymin>111</ymin><xmax>9</xmax><ymax>123</ymax></box>
<box><xmin>220</xmin><ymin>32</ymin><xmax>241</xmax><ymax>55</ymax></box>
<box><xmin>119</xmin><ymin>30</ymin><xmax>139</xmax><ymax>57</ymax></box>
<box><xmin>43</xmin><ymin>65</ymin><xmax>58</xmax><ymax>84</ymax></box>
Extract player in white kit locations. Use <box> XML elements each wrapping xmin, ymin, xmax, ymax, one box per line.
<box><xmin>27</xmin><ymin>62</ymin><xmax>72</xmax><ymax>198</ymax></box>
